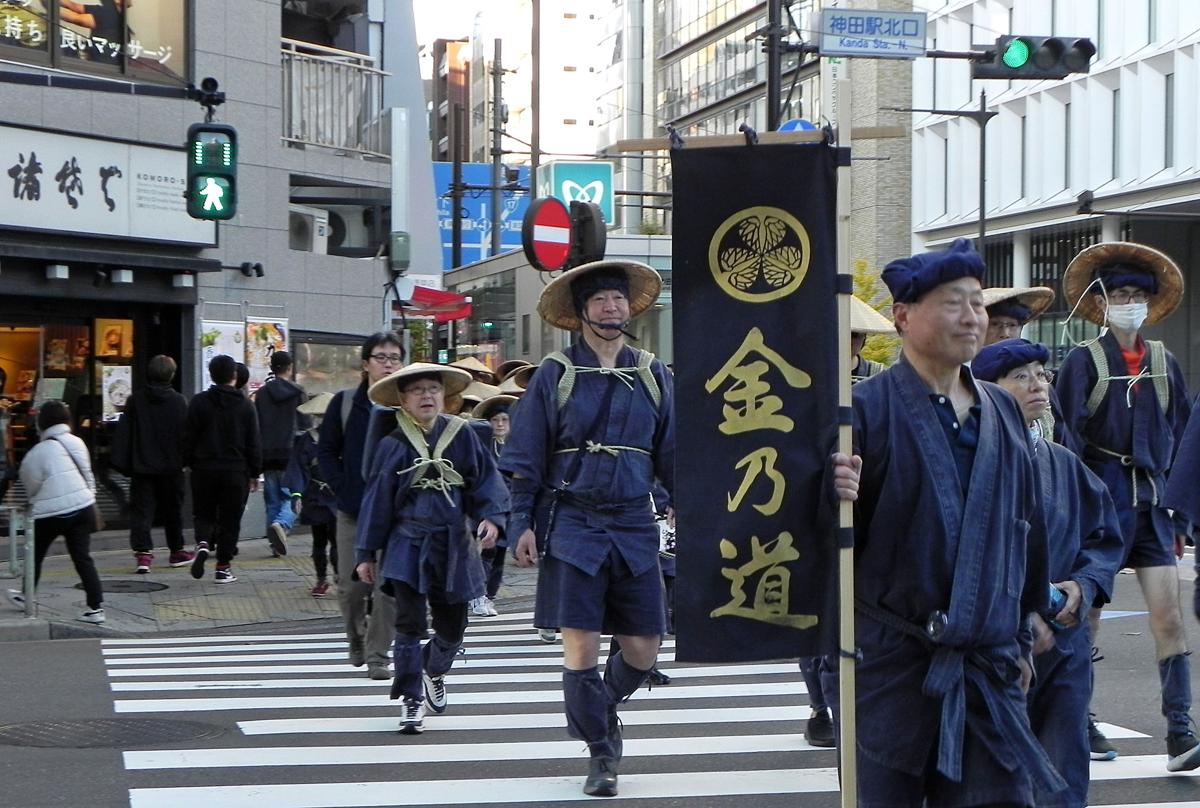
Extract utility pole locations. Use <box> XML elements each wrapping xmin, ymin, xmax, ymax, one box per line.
<box><xmin>531</xmin><ymin>0</ymin><xmax>541</xmax><ymax>191</ymax></box>
<box><xmin>451</xmin><ymin>103</ymin><xmax>465</xmax><ymax>269</ymax></box>
<box><xmin>766</xmin><ymin>0</ymin><xmax>783</xmax><ymax>131</ymax></box>
<box><xmin>886</xmin><ymin>89</ymin><xmax>997</xmax><ymax>250</ymax></box>
<box><xmin>490</xmin><ymin>38</ymin><xmax>504</xmax><ymax>256</ymax></box>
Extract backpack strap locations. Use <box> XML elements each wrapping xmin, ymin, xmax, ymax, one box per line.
<box><xmin>340</xmin><ymin>386</ymin><xmax>356</xmax><ymax>430</ymax></box>
<box><xmin>545</xmin><ymin>349</ymin><xmax>661</xmax><ymax>411</ymax></box>
<box><xmin>1147</xmin><ymin>339</ymin><xmax>1171</xmax><ymax>414</ymax></box>
<box><xmin>1084</xmin><ymin>340</ymin><xmax>1111</xmax><ymax>418</ymax></box>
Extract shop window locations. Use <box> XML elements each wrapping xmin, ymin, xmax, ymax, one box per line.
<box><xmin>0</xmin><ymin>0</ymin><xmax>190</xmax><ymax>85</ymax></box>
<box><xmin>291</xmin><ymin>337</ymin><xmax>370</xmax><ymax>397</ymax></box>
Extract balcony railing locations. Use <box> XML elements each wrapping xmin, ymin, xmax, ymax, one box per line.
<box><xmin>281</xmin><ymin>38</ymin><xmax>389</xmax><ymax>159</ymax></box>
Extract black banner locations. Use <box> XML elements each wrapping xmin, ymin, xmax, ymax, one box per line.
<box><xmin>672</xmin><ymin>143</ymin><xmax>839</xmax><ymax>663</ymax></box>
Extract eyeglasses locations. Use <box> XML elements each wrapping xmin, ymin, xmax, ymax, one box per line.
<box><xmin>1107</xmin><ymin>290</ymin><xmax>1150</xmax><ymax>304</ymax></box>
<box><xmin>369</xmin><ymin>353</ymin><xmax>404</xmax><ymax>365</ymax></box>
<box><xmin>1007</xmin><ymin>369</ymin><xmax>1052</xmax><ymax>387</ymax></box>
<box><xmin>403</xmin><ymin>385</ymin><xmax>442</xmax><ymax>397</ymax></box>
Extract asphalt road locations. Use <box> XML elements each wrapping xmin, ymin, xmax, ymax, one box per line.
<box><xmin>2</xmin><ymin>562</ymin><xmax>1200</xmax><ymax>808</ymax></box>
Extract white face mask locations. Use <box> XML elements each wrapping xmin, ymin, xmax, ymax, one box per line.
<box><xmin>1106</xmin><ymin>302</ymin><xmax>1148</xmax><ymax>332</ymax></box>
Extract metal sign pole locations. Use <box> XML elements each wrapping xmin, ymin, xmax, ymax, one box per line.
<box><xmin>834</xmin><ymin>76</ymin><xmax>858</xmax><ymax>808</ymax></box>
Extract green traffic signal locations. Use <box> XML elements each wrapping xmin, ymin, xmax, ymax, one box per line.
<box><xmin>1002</xmin><ymin>38</ymin><xmax>1031</xmax><ymax>68</ymax></box>
<box><xmin>186</xmin><ymin>122</ymin><xmax>238</xmax><ymax>221</ymax></box>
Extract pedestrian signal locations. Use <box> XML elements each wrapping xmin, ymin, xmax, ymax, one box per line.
<box><xmin>186</xmin><ymin>123</ymin><xmax>238</xmax><ymax>220</ymax></box>
<box><xmin>972</xmin><ymin>36</ymin><xmax>1095</xmax><ymax>80</ymax></box>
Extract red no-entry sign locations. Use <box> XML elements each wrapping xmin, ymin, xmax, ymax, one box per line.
<box><xmin>522</xmin><ymin>197</ymin><xmax>573</xmax><ymax>271</ymax></box>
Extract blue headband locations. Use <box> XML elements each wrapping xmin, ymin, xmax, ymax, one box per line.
<box><xmin>1096</xmin><ymin>265</ymin><xmax>1159</xmax><ymax>295</ymax></box>
<box><xmin>986</xmin><ymin>300</ymin><xmax>1032</xmax><ymax>323</ymax></box>
<box><xmin>882</xmin><ymin>238</ymin><xmax>986</xmax><ymax>304</ymax></box>
<box><xmin>972</xmin><ymin>338</ymin><xmax>1050</xmax><ymax>383</ymax></box>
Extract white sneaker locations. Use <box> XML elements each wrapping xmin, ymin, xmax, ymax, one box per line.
<box><xmin>484</xmin><ymin>597</ymin><xmax>499</xmax><ymax>617</ymax></box>
<box><xmin>80</xmin><ymin>608</ymin><xmax>105</xmax><ymax>624</ymax></box>
<box><xmin>399</xmin><ymin>696</ymin><xmax>425</xmax><ymax>734</ymax></box>
<box><xmin>470</xmin><ymin>597</ymin><xmax>490</xmax><ymax>617</ymax></box>
<box><xmin>423</xmin><ymin>671</ymin><xmax>447</xmax><ymax>714</ymax></box>
<box><xmin>5</xmin><ymin>588</ymin><xmax>25</xmax><ymax>609</ymax></box>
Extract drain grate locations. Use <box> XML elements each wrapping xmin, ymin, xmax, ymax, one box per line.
<box><xmin>75</xmin><ymin>579</ymin><xmax>168</xmax><ymax>593</ymax></box>
<box><xmin>0</xmin><ymin>718</ymin><xmax>225</xmax><ymax>748</ymax></box>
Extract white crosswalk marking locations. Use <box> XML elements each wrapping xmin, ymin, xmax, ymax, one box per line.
<box><xmin>102</xmin><ymin>620</ymin><xmax>1185</xmax><ymax>807</ymax></box>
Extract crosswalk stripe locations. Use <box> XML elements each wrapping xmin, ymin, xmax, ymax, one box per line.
<box><xmin>108</xmin><ymin>663</ymin><xmax>801</xmax><ymax>691</ymax></box>
<box><xmin>127</xmin><ymin>767</ymin><xmax>839</xmax><ymax>808</ymax></box>
<box><xmin>235</xmin><ymin>705</ymin><xmax>810</xmax><ymax>735</ymax></box>
<box><xmin>105</xmin><ymin>653</ymin><xmax>680</xmax><ymax>674</ymax></box>
<box><xmin>1089</xmin><ymin>755</ymin><xmax>1200</xmax><ymax>780</ymax></box>
<box><xmin>113</xmin><ymin>681</ymin><xmax>797</xmax><ymax>713</ymax></box>
<box><xmin>124</xmin><ymin>732</ymin><xmax>819</xmax><ymax>770</ymax></box>
<box><xmin>102</xmin><ymin>632</ymin><xmax>591</xmax><ymax>655</ymax></box>
<box><xmin>103</xmin><ymin>641</ymin><xmax>664</xmax><ymax>666</ymax></box>
<box><xmin>101</xmin><ymin>614</ymin><xmax>538</xmax><ymax>646</ymax></box>
<box><xmin>1095</xmin><ymin>722</ymin><xmax>1152</xmax><ymax>740</ymax></box>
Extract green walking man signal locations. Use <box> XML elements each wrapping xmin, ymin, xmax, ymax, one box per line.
<box><xmin>186</xmin><ymin>122</ymin><xmax>238</xmax><ymax>220</ymax></box>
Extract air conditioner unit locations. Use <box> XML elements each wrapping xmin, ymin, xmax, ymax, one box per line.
<box><xmin>288</xmin><ymin>204</ymin><xmax>329</xmax><ymax>254</ymax></box>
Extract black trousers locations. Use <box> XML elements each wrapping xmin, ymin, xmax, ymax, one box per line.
<box><xmin>310</xmin><ymin>520</ymin><xmax>336</xmax><ymax>579</ymax></box>
<box><xmin>128</xmin><ymin>473</ymin><xmax>185</xmax><ymax>553</ymax></box>
<box><xmin>33</xmin><ymin>508</ymin><xmax>103</xmax><ymax>610</ymax></box>
<box><xmin>391</xmin><ymin>579</ymin><xmax>468</xmax><ymax>644</ymax></box>
<box><xmin>190</xmin><ymin>469</ymin><xmax>249</xmax><ymax>565</ymax></box>
<box><xmin>482</xmin><ymin>545</ymin><xmax>506</xmax><ymax>599</ymax></box>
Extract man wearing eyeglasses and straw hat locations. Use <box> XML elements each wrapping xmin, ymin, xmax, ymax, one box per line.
<box><xmin>501</xmin><ymin>259</ymin><xmax>674</xmax><ymax>797</ymax></box>
<box><xmin>354</xmin><ymin>363</ymin><xmax>510</xmax><ymax>735</ymax></box>
<box><xmin>1054</xmin><ymin>241</ymin><xmax>1200</xmax><ymax>771</ymax></box>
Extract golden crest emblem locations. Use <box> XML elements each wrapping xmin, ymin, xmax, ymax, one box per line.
<box><xmin>707</xmin><ymin>206</ymin><xmax>811</xmax><ymax>303</ymax></box>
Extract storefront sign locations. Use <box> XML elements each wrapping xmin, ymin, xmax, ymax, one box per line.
<box><xmin>671</xmin><ymin>142</ymin><xmax>839</xmax><ymax>663</ymax></box>
<box><xmin>0</xmin><ymin>124</ymin><xmax>217</xmax><ymax>246</ymax></box>
<box><xmin>245</xmin><ymin>318</ymin><xmax>288</xmax><ymax>394</ymax></box>
<box><xmin>537</xmin><ymin>160</ymin><xmax>615</xmax><ymax>224</ymax></box>
<box><xmin>200</xmin><ymin>320</ymin><xmax>244</xmax><ymax>371</ymax></box>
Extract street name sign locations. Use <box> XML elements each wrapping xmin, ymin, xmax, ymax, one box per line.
<box><xmin>818</xmin><ymin>9</ymin><xmax>927</xmax><ymax>59</ymax></box>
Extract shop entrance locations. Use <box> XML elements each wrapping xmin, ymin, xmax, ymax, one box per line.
<box><xmin>0</xmin><ymin>302</ymin><xmax>187</xmax><ymax>528</ymax></box>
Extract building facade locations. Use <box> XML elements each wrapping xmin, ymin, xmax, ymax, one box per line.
<box><xmin>912</xmin><ymin>0</ymin><xmax>1200</xmax><ymax>382</ymax></box>
<box><xmin>0</xmin><ymin>0</ymin><xmax>436</xmax><ymax>524</ymax></box>
<box><xmin>430</xmin><ymin>38</ymin><xmax>471</xmax><ymax>163</ymax></box>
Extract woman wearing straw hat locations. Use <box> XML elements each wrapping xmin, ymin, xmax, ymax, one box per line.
<box><xmin>284</xmin><ymin>392</ymin><xmax>338</xmax><ymax>598</ymax></box>
<box><xmin>980</xmin><ymin>286</ymin><xmax>1055</xmax><ymax>347</ymax></box>
<box><xmin>354</xmin><ymin>363</ymin><xmax>509</xmax><ymax>735</ymax></box>
<box><xmin>500</xmin><ymin>259</ymin><xmax>674</xmax><ymax>797</ymax></box>
<box><xmin>1055</xmin><ymin>241</ymin><xmax>1200</xmax><ymax>771</ymax></box>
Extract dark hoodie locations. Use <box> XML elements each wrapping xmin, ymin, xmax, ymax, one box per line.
<box><xmin>183</xmin><ymin>384</ymin><xmax>262</xmax><ymax>476</ymax></box>
<box><xmin>111</xmin><ymin>383</ymin><xmax>188</xmax><ymax>476</ymax></box>
<box><xmin>255</xmin><ymin>377</ymin><xmax>305</xmax><ymax>469</ymax></box>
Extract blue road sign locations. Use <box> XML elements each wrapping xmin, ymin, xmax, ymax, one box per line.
<box><xmin>433</xmin><ymin>163</ymin><xmax>531</xmax><ymax>271</ymax></box>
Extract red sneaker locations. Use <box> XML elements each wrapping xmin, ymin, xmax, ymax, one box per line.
<box><xmin>310</xmin><ymin>580</ymin><xmax>330</xmax><ymax>598</ymax></box>
<box><xmin>134</xmin><ymin>553</ymin><xmax>153</xmax><ymax>574</ymax></box>
<box><xmin>168</xmin><ymin>550</ymin><xmax>195</xmax><ymax>567</ymax></box>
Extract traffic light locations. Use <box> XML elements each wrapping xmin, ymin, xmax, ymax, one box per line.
<box><xmin>972</xmin><ymin>36</ymin><xmax>1096</xmax><ymax>80</ymax></box>
<box><xmin>186</xmin><ymin>122</ymin><xmax>238</xmax><ymax>220</ymax></box>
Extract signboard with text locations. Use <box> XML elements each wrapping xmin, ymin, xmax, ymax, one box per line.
<box><xmin>818</xmin><ymin>8</ymin><xmax>927</xmax><ymax>58</ymax></box>
<box><xmin>0</xmin><ymin>124</ymin><xmax>216</xmax><ymax>246</ymax></box>
<box><xmin>671</xmin><ymin>143</ymin><xmax>839</xmax><ymax>663</ymax></box>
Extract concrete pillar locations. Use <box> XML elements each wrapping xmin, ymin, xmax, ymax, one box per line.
<box><xmin>1101</xmin><ymin>215</ymin><xmax>1121</xmax><ymax>243</ymax></box>
<box><xmin>1012</xmin><ymin>229</ymin><xmax>1031</xmax><ymax>287</ymax></box>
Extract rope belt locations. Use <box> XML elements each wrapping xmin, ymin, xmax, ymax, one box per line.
<box><xmin>1106</xmin><ymin>367</ymin><xmax>1169</xmax><ymax>409</ymax></box>
<box><xmin>554</xmin><ymin>441</ymin><xmax>651</xmax><ymax>457</ymax></box>
<box><xmin>572</xmin><ymin>365</ymin><xmax>637</xmax><ymax>390</ymax></box>
<box><xmin>1086</xmin><ymin>442</ymin><xmax>1158</xmax><ymax>507</ymax></box>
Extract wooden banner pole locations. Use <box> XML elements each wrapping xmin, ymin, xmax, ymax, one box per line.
<box><xmin>835</xmin><ymin>76</ymin><xmax>859</xmax><ymax>808</ymax></box>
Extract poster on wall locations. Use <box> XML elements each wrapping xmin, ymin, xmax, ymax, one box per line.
<box><xmin>102</xmin><ymin>365</ymin><xmax>132</xmax><ymax>422</ymax></box>
<box><xmin>95</xmin><ymin>319</ymin><xmax>134</xmax><ymax>359</ymax></box>
<box><xmin>199</xmin><ymin>320</ymin><xmax>244</xmax><ymax>380</ymax></box>
<box><xmin>245</xmin><ymin>318</ymin><xmax>288</xmax><ymax>394</ymax></box>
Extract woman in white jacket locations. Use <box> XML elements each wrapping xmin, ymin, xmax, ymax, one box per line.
<box><xmin>6</xmin><ymin>400</ymin><xmax>105</xmax><ymax>623</ymax></box>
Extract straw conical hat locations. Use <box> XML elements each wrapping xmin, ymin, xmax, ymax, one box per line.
<box><xmin>498</xmin><ymin>376</ymin><xmax>527</xmax><ymax>396</ymax></box>
<box><xmin>472</xmin><ymin>394</ymin><xmax>518</xmax><ymax>420</ymax></box>
<box><xmin>981</xmin><ymin>286</ymin><xmax>1055</xmax><ymax>321</ymax></box>
<box><xmin>367</xmin><ymin>363</ymin><xmax>472</xmax><ymax>408</ymax></box>
<box><xmin>297</xmin><ymin>391</ymin><xmax>334</xmax><ymax>416</ymax></box>
<box><xmin>503</xmin><ymin>363</ymin><xmax>539</xmax><ymax>389</ymax></box>
<box><xmin>1062</xmin><ymin>242</ymin><xmax>1183</xmax><ymax>326</ymax></box>
<box><xmin>496</xmin><ymin>360</ymin><xmax>531</xmax><ymax>380</ymax></box>
<box><xmin>537</xmin><ymin>260</ymin><xmax>662</xmax><ymax>331</ymax></box>
<box><xmin>449</xmin><ymin>356</ymin><xmax>497</xmax><ymax>383</ymax></box>
<box><xmin>850</xmin><ymin>296</ymin><xmax>894</xmax><ymax>335</ymax></box>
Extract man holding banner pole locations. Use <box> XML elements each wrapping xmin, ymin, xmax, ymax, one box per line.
<box><xmin>502</xmin><ymin>259</ymin><xmax>674</xmax><ymax>798</ymax></box>
<box><xmin>830</xmin><ymin>238</ymin><xmax>1064</xmax><ymax>805</ymax></box>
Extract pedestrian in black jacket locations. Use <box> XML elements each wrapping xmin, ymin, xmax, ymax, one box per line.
<box><xmin>111</xmin><ymin>355</ymin><xmax>194</xmax><ymax>574</ymax></box>
<box><xmin>183</xmin><ymin>354</ymin><xmax>262</xmax><ymax>584</ymax></box>
<box><xmin>255</xmin><ymin>351</ymin><xmax>305</xmax><ymax>555</ymax></box>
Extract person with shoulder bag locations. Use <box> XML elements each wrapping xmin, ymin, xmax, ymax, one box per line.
<box><xmin>3</xmin><ymin>400</ymin><xmax>105</xmax><ymax>623</ymax></box>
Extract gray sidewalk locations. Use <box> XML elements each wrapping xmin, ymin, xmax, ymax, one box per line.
<box><xmin>0</xmin><ymin>529</ymin><xmax>537</xmax><ymax>640</ymax></box>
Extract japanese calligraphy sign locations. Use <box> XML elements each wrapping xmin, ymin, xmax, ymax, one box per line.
<box><xmin>0</xmin><ymin>124</ymin><xmax>215</xmax><ymax>246</ymax></box>
<box><xmin>672</xmin><ymin>143</ymin><xmax>839</xmax><ymax>663</ymax></box>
